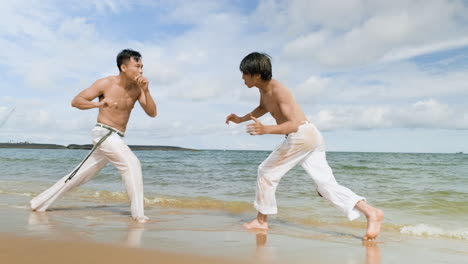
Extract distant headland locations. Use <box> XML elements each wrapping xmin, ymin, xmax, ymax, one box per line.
<box><xmin>0</xmin><ymin>142</ymin><xmax>197</xmax><ymax>151</ymax></box>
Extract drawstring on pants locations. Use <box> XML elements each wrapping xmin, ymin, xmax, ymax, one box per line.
<box><xmin>65</xmin><ymin>130</ymin><xmax>113</xmax><ymax>183</ymax></box>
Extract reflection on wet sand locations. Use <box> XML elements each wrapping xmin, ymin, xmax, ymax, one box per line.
<box><xmin>28</xmin><ymin>212</ymin><xmax>381</xmax><ymax>264</ymax></box>
<box><xmin>28</xmin><ymin>212</ymin><xmax>145</xmax><ymax>249</ymax></box>
<box><xmin>250</xmin><ymin>229</ymin><xmax>382</xmax><ymax>264</ymax></box>
<box><xmin>28</xmin><ymin>211</ymin><xmax>52</xmax><ymax>231</ymax></box>
<box><xmin>363</xmin><ymin>241</ymin><xmax>381</xmax><ymax>264</ymax></box>
<box><xmin>256</xmin><ymin>232</ymin><xmax>267</xmax><ymax>247</ymax></box>
<box><xmin>124</xmin><ymin>222</ymin><xmax>145</xmax><ymax>248</ymax></box>
<box><xmin>252</xmin><ymin>230</ymin><xmax>278</xmax><ymax>264</ymax></box>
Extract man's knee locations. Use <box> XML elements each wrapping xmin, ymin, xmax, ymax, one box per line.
<box><xmin>124</xmin><ymin>155</ymin><xmax>141</xmax><ymax>171</ymax></box>
<box><xmin>257</xmin><ymin>164</ymin><xmax>275</xmax><ymax>187</ymax></box>
<box><xmin>114</xmin><ymin>153</ymin><xmax>141</xmax><ymax>172</ymax></box>
<box><xmin>257</xmin><ymin>164</ymin><xmax>268</xmax><ymax>177</ymax></box>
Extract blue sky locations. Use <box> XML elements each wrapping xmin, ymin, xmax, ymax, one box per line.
<box><xmin>1</xmin><ymin>0</ymin><xmax>467</xmax><ymax>153</ymax></box>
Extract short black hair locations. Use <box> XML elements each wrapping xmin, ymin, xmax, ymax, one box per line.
<box><xmin>116</xmin><ymin>49</ymin><xmax>142</xmax><ymax>72</ymax></box>
<box><xmin>239</xmin><ymin>52</ymin><xmax>272</xmax><ymax>81</ymax></box>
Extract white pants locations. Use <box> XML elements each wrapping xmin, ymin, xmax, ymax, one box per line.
<box><xmin>30</xmin><ymin>126</ymin><xmax>148</xmax><ymax>222</ymax></box>
<box><xmin>254</xmin><ymin>122</ymin><xmax>365</xmax><ymax>220</ymax></box>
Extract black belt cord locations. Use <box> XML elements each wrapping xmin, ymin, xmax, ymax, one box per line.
<box><xmin>65</xmin><ymin>130</ymin><xmax>113</xmax><ymax>183</ymax></box>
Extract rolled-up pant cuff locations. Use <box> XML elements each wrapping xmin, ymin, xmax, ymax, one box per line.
<box><xmin>346</xmin><ymin>197</ymin><xmax>366</xmax><ymax>221</ymax></box>
<box><xmin>254</xmin><ymin>202</ymin><xmax>278</xmax><ymax>215</ymax></box>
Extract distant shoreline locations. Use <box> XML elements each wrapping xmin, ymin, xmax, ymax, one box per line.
<box><xmin>0</xmin><ymin>143</ymin><xmax>197</xmax><ymax>151</ymax></box>
<box><xmin>0</xmin><ymin>143</ymin><xmax>464</xmax><ymax>154</ymax></box>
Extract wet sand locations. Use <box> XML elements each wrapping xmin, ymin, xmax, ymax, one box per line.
<box><xmin>1</xmin><ymin>195</ymin><xmax>467</xmax><ymax>264</ymax></box>
<box><xmin>0</xmin><ymin>234</ymin><xmax>245</xmax><ymax>264</ymax></box>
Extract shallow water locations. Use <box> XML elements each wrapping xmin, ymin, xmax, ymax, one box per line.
<box><xmin>1</xmin><ymin>148</ymin><xmax>467</xmax><ymax>243</ymax></box>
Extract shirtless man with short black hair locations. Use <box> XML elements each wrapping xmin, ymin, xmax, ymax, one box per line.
<box><xmin>30</xmin><ymin>49</ymin><xmax>156</xmax><ymax>223</ymax></box>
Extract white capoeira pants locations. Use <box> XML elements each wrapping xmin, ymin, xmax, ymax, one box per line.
<box><xmin>254</xmin><ymin>122</ymin><xmax>365</xmax><ymax>220</ymax></box>
<box><xmin>30</xmin><ymin>124</ymin><xmax>148</xmax><ymax>222</ymax></box>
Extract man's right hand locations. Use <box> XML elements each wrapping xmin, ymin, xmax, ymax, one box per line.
<box><xmin>136</xmin><ymin>76</ymin><xmax>149</xmax><ymax>92</ymax></box>
<box><xmin>98</xmin><ymin>98</ymin><xmax>118</xmax><ymax>109</ymax></box>
<box><xmin>225</xmin><ymin>113</ymin><xmax>242</xmax><ymax>124</ymax></box>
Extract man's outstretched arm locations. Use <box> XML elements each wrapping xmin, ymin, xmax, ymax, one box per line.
<box><xmin>225</xmin><ymin>104</ymin><xmax>267</xmax><ymax>124</ymax></box>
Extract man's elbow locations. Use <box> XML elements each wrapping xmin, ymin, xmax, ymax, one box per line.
<box><xmin>71</xmin><ymin>97</ymin><xmax>86</xmax><ymax>110</ymax></box>
<box><xmin>71</xmin><ymin>98</ymin><xmax>78</xmax><ymax>108</ymax></box>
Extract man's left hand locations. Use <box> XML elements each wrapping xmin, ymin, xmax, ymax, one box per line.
<box><xmin>246</xmin><ymin>116</ymin><xmax>266</xmax><ymax>135</ymax></box>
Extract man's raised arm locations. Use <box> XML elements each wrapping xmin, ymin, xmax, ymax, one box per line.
<box><xmin>71</xmin><ymin>79</ymin><xmax>108</xmax><ymax>110</ymax></box>
<box><xmin>136</xmin><ymin>77</ymin><xmax>157</xmax><ymax>117</ymax></box>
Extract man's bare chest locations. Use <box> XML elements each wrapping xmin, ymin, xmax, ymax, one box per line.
<box><xmin>105</xmin><ymin>87</ymin><xmax>140</xmax><ymax>109</ymax></box>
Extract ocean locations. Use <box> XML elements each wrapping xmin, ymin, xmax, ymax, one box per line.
<box><xmin>1</xmin><ymin>148</ymin><xmax>467</xmax><ymax>263</ymax></box>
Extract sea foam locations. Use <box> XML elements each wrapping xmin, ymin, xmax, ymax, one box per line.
<box><xmin>400</xmin><ymin>224</ymin><xmax>468</xmax><ymax>240</ymax></box>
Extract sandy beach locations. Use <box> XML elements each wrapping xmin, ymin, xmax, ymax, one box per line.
<box><xmin>0</xmin><ymin>204</ymin><xmax>379</xmax><ymax>264</ymax></box>
<box><xmin>1</xmin><ymin>202</ymin><xmax>467</xmax><ymax>264</ymax></box>
<box><xmin>0</xmin><ymin>234</ymin><xmax>244</xmax><ymax>264</ymax></box>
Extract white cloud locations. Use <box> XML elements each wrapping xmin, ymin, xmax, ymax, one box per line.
<box><xmin>381</xmin><ymin>37</ymin><xmax>468</xmax><ymax>62</ymax></box>
<box><xmin>283</xmin><ymin>31</ymin><xmax>328</xmax><ymax>58</ymax></box>
<box><xmin>0</xmin><ymin>5</ymin><xmax>119</xmax><ymax>92</ymax></box>
<box><xmin>313</xmin><ymin>106</ymin><xmax>392</xmax><ymax>131</ymax></box>
<box><xmin>286</xmin><ymin>0</ymin><xmax>367</xmax><ymax>32</ymax></box>
<box><xmin>170</xmin><ymin>77</ymin><xmax>224</xmax><ymax>100</ymax></box>
<box><xmin>312</xmin><ymin>99</ymin><xmax>468</xmax><ymax>131</ymax></box>
<box><xmin>281</xmin><ymin>0</ymin><xmax>468</xmax><ymax>67</ymax></box>
<box><xmin>294</xmin><ymin>75</ymin><xmax>330</xmax><ymax>102</ymax></box>
<box><xmin>396</xmin><ymin>99</ymin><xmax>467</xmax><ymax>129</ymax></box>
<box><xmin>295</xmin><ymin>62</ymin><xmax>468</xmax><ymax>106</ymax></box>
<box><xmin>160</xmin><ymin>0</ymin><xmax>234</xmax><ymax>25</ymax></box>
<box><xmin>73</xmin><ymin>0</ymin><xmax>132</xmax><ymax>14</ymax></box>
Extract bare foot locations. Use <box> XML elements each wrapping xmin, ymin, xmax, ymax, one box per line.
<box><xmin>30</xmin><ymin>199</ymin><xmax>46</xmax><ymax>212</ymax></box>
<box><xmin>363</xmin><ymin>209</ymin><xmax>384</xmax><ymax>241</ymax></box>
<box><xmin>246</xmin><ymin>228</ymin><xmax>268</xmax><ymax>235</ymax></box>
<box><xmin>243</xmin><ymin>219</ymin><xmax>268</xmax><ymax>230</ymax></box>
<box><xmin>134</xmin><ymin>216</ymin><xmax>149</xmax><ymax>224</ymax></box>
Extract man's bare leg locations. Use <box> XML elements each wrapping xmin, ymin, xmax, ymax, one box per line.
<box><xmin>355</xmin><ymin>200</ymin><xmax>384</xmax><ymax>241</ymax></box>
<box><xmin>244</xmin><ymin>212</ymin><xmax>269</xmax><ymax>230</ymax></box>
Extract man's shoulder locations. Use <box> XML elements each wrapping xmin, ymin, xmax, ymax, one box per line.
<box><xmin>97</xmin><ymin>76</ymin><xmax>118</xmax><ymax>84</ymax></box>
<box><xmin>271</xmin><ymin>80</ymin><xmax>290</xmax><ymax>93</ymax></box>
<box><xmin>93</xmin><ymin>76</ymin><xmax>118</xmax><ymax>88</ymax></box>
